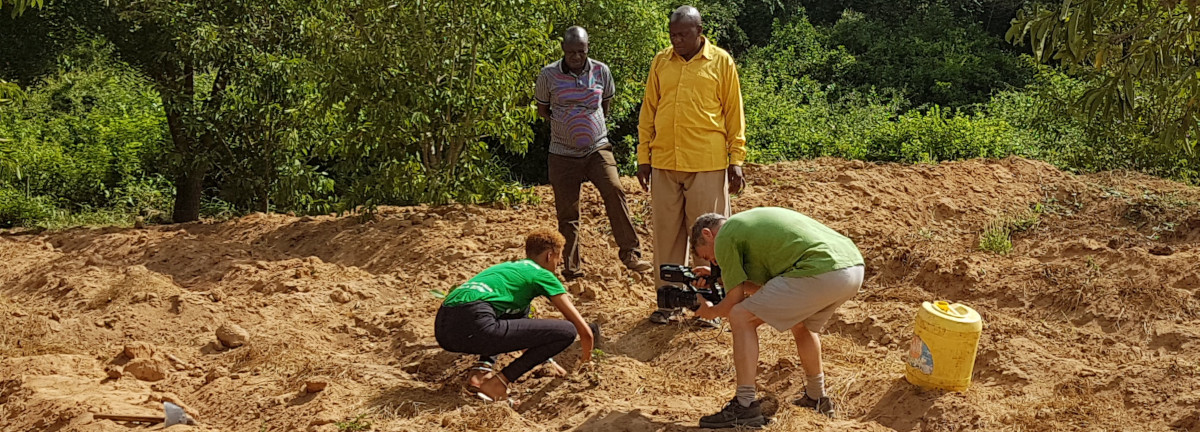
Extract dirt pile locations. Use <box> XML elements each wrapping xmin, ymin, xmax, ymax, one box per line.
<box><xmin>2</xmin><ymin>157</ymin><xmax>1199</xmax><ymax>431</ymax></box>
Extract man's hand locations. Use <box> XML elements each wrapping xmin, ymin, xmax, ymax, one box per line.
<box><xmin>637</xmin><ymin>164</ymin><xmax>652</xmax><ymax>191</ymax></box>
<box><xmin>727</xmin><ymin>165</ymin><xmax>745</xmax><ymax>195</ymax></box>
<box><xmin>691</xmin><ymin>266</ymin><xmax>712</xmax><ymax>288</ymax></box>
<box><xmin>743</xmin><ymin>281</ymin><xmax>762</xmax><ymax>297</ymax></box>
<box><xmin>541</xmin><ymin>359</ymin><xmax>568</xmax><ymax>377</ymax></box>
<box><xmin>695</xmin><ymin>295</ymin><xmax>718</xmax><ymax>320</ymax></box>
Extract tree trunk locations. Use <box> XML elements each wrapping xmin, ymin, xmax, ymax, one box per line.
<box><xmin>162</xmin><ymin>85</ymin><xmax>204</xmax><ymax>223</ymax></box>
<box><xmin>172</xmin><ymin>166</ymin><xmax>205</xmax><ymax>223</ymax></box>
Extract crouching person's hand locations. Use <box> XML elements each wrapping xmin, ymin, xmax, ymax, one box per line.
<box><xmin>695</xmin><ymin>295</ymin><xmax>718</xmax><ymax>320</ymax></box>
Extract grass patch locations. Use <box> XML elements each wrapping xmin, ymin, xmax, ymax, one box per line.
<box><xmin>37</xmin><ymin>209</ymin><xmax>137</xmax><ymax>230</ymax></box>
<box><xmin>979</xmin><ymin>205</ymin><xmax>1044</xmax><ymax>255</ymax></box>
<box><xmin>978</xmin><ymin>222</ymin><xmax>1014</xmax><ymax>254</ymax></box>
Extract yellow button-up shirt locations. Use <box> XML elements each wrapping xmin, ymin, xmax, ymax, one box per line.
<box><xmin>637</xmin><ymin>38</ymin><xmax>746</xmax><ymax>172</ymax></box>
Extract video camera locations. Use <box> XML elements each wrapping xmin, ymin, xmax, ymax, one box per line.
<box><xmin>656</xmin><ymin>265</ymin><xmax>724</xmax><ymax>311</ymax></box>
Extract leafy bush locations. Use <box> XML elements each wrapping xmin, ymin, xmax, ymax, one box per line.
<box><xmin>0</xmin><ymin>39</ymin><xmax>170</xmax><ymax>227</ymax></box>
<box><xmin>0</xmin><ymin>48</ymin><xmax>168</xmax><ymax>213</ymax></box>
<box><xmin>738</xmin><ymin>9</ymin><xmax>1038</xmax><ymax>165</ymax></box>
<box><xmin>860</xmin><ymin>106</ymin><xmax>1029</xmax><ymax>163</ymax></box>
<box><xmin>987</xmin><ymin>64</ymin><xmax>1200</xmax><ymax>183</ymax></box>
<box><xmin>0</xmin><ymin>187</ymin><xmax>53</xmax><ymax>228</ymax></box>
<box><xmin>826</xmin><ymin>3</ymin><xmax>1033</xmax><ymax>109</ymax></box>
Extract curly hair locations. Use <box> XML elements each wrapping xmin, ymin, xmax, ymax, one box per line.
<box><xmin>525</xmin><ymin>228</ymin><xmax>566</xmax><ymax>258</ymax></box>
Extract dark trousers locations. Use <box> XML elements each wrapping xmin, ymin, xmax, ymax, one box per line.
<box><xmin>548</xmin><ymin>148</ymin><xmax>642</xmax><ymax>276</ymax></box>
<box><xmin>434</xmin><ymin>301</ymin><xmax>577</xmax><ymax>383</ymax></box>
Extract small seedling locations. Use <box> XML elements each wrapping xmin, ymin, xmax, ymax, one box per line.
<box><xmin>335</xmin><ymin>414</ymin><xmax>372</xmax><ymax>432</ymax></box>
<box><xmin>979</xmin><ymin>222</ymin><xmax>1013</xmax><ymax>255</ymax></box>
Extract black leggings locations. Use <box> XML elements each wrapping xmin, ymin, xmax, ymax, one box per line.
<box><xmin>434</xmin><ymin>301</ymin><xmax>577</xmax><ymax>383</ymax></box>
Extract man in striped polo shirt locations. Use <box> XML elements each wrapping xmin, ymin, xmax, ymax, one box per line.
<box><xmin>536</xmin><ymin>26</ymin><xmax>652</xmax><ymax>280</ymax></box>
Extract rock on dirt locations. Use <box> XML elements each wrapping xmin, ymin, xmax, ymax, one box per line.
<box><xmin>104</xmin><ymin>365</ymin><xmax>123</xmax><ymax>379</ymax></box>
<box><xmin>205</xmin><ymin>366</ymin><xmax>229</xmax><ymax>383</ymax></box>
<box><xmin>123</xmin><ymin>358</ymin><xmax>168</xmax><ymax>381</ymax></box>
<box><xmin>216</xmin><ymin>323</ymin><xmax>250</xmax><ymax>348</ymax></box>
<box><xmin>304</xmin><ymin>380</ymin><xmax>328</xmax><ymax>393</ymax></box>
<box><xmin>123</xmin><ymin>342</ymin><xmax>157</xmax><ymax>359</ymax></box>
<box><xmin>330</xmin><ymin>290</ymin><xmax>353</xmax><ymax>304</ymax></box>
<box><xmin>1150</xmin><ymin>245</ymin><xmax>1175</xmax><ymax>256</ymax></box>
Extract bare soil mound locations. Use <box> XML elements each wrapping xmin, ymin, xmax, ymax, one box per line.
<box><xmin>2</xmin><ymin>157</ymin><xmax>1199</xmax><ymax>431</ymax></box>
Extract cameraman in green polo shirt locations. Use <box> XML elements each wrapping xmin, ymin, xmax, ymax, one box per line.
<box><xmin>435</xmin><ymin>229</ymin><xmax>594</xmax><ymax>405</ymax></box>
<box><xmin>688</xmin><ymin>207</ymin><xmax>865</xmax><ymax>428</ymax></box>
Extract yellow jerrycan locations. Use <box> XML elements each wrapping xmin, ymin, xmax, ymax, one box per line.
<box><xmin>905</xmin><ymin>300</ymin><xmax>983</xmax><ymax>391</ymax></box>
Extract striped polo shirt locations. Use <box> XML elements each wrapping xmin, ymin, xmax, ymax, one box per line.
<box><xmin>534</xmin><ymin>59</ymin><xmax>615</xmax><ymax>157</ymax></box>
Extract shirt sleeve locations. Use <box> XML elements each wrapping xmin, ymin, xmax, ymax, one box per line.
<box><xmin>715</xmin><ymin>234</ymin><xmax>749</xmax><ymax>289</ymax></box>
<box><xmin>536</xmin><ymin>269</ymin><xmax>567</xmax><ymax>297</ymax></box>
<box><xmin>602</xmin><ymin>64</ymin><xmax>615</xmax><ymax>100</ymax></box>
<box><xmin>534</xmin><ymin>69</ymin><xmax>551</xmax><ymax>105</ymax></box>
<box><xmin>721</xmin><ymin>58</ymin><xmax>747</xmax><ymax>166</ymax></box>
<box><xmin>637</xmin><ymin>56</ymin><xmax>661</xmax><ymax>166</ymax></box>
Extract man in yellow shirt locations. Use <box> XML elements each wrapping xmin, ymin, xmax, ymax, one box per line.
<box><xmin>637</xmin><ymin>5</ymin><xmax>746</xmax><ymax>325</ymax></box>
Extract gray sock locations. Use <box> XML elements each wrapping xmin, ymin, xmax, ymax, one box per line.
<box><xmin>806</xmin><ymin>373</ymin><xmax>826</xmax><ymax>399</ymax></box>
<box><xmin>736</xmin><ymin>385</ymin><xmax>756</xmax><ymax>407</ymax></box>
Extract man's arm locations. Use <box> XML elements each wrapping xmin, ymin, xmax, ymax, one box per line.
<box><xmin>549</xmin><ymin>293</ymin><xmax>594</xmax><ymax>364</ymax></box>
<box><xmin>722</xmin><ymin>59</ymin><xmax>747</xmax><ymax>194</ymax></box>
<box><xmin>721</xmin><ymin>59</ymin><xmax>747</xmax><ymax>167</ymax></box>
<box><xmin>715</xmin><ymin>234</ymin><xmax>749</xmax><ymax>290</ymax></box>
<box><xmin>601</xmin><ymin>64</ymin><xmax>614</xmax><ymax>120</ymax></box>
<box><xmin>696</xmin><ymin>280</ymin><xmax>761</xmax><ymax>320</ymax></box>
<box><xmin>636</xmin><ymin>57</ymin><xmax>660</xmax><ymax>167</ymax></box>
<box><xmin>535</xmin><ymin>69</ymin><xmax>552</xmax><ymax>122</ymax></box>
<box><xmin>636</xmin><ymin>56</ymin><xmax>661</xmax><ymax>190</ymax></box>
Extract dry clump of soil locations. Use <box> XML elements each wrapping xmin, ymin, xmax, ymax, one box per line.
<box><xmin>2</xmin><ymin>156</ymin><xmax>1200</xmax><ymax>432</ymax></box>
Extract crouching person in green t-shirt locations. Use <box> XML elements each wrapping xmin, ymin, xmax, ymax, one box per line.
<box><xmin>434</xmin><ymin>228</ymin><xmax>594</xmax><ymax>405</ymax></box>
<box><xmin>688</xmin><ymin>207</ymin><xmax>865</xmax><ymax>427</ymax></box>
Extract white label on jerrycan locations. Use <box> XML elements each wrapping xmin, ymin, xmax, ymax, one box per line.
<box><xmin>908</xmin><ymin>335</ymin><xmax>934</xmax><ymax>374</ymax></box>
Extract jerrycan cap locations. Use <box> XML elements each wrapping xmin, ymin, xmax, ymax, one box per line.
<box><xmin>923</xmin><ymin>300</ymin><xmax>981</xmax><ymax>324</ymax></box>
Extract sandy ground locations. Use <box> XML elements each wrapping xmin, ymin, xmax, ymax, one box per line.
<box><xmin>2</xmin><ymin>157</ymin><xmax>1199</xmax><ymax>432</ymax></box>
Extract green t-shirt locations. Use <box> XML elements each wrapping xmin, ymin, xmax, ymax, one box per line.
<box><xmin>715</xmin><ymin>207</ymin><xmax>864</xmax><ymax>289</ymax></box>
<box><xmin>442</xmin><ymin>259</ymin><xmax>567</xmax><ymax>315</ymax></box>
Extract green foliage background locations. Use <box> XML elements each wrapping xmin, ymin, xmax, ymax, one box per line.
<box><xmin>1</xmin><ymin>0</ymin><xmax>1197</xmax><ymax>228</ymax></box>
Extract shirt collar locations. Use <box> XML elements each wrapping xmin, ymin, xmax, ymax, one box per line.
<box><xmin>671</xmin><ymin>37</ymin><xmax>714</xmax><ymax>62</ymax></box>
<box><xmin>560</xmin><ymin>58</ymin><xmax>592</xmax><ymax>75</ymax></box>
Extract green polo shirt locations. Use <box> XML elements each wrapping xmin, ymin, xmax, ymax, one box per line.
<box><xmin>715</xmin><ymin>207</ymin><xmax>864</xmax><ymax>289</ymax></box>
<box><xmin>442</xmin><ymin>259</ymin><xmax>567</xmax><ymax>316</ymax></box>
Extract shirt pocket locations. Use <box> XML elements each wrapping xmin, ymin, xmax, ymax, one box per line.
<box><xmin>687</xmin><ymin>67</ymin><xmax>723</xmax><ymax>127</ymax></box>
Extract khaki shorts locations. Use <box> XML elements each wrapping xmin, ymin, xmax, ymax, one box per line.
<box><xmin>740</xmin><ymin>265</ymin><xmax>864</xmax><ymax>332</ymax></box>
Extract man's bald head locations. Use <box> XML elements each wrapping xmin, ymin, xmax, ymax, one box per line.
<box><xmin>668</xmin><ymin>5</ymin><xmax>704</xmax><ymax>60</ymax></box>
<box><xmin>564</xmin><ymin>26</ymin><xmax>589</xmax><ymax>45</ymax></box>
<box><xmin>669</xmin><ymin>5</ymin><xmax>703</xmax><ymax>28</ymax></box>
<box><xmin>562</xmin><ymin>26</ymin><xmax>590</xmax><ymax>73</ymax></box>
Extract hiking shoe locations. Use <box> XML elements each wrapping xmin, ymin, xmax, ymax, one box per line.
<box><xmin>562</xmin><ymin>270</ymin><xmax>584</xmax><ymax>281</ymax></box>
<box><xmin>648</xmin><ymin>309</ymin><xmax>675</xmax><ymax>325</ymax></box>
<box><xmin>793</xmin><ymin>393</ymin><xmax>835</xmax><ymax>418</ymax></box>
<box><xmin>699</xmin><ymin>397</ymin><xmax>767</xmax><ymax>429</ymax></box>
<box><xmin>693</xmin><ymin>316</ymin><xmax>722</xmax><ymax>329</ymax></box>
<box><xmin>623</xmin><ymin>258</ymin><xmax>653</xmax><ymax>272</ymax></box>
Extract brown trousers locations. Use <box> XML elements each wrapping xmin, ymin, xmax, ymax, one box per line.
<box><xmin>650</xmin><ymin>168</ymin><xmax>730</xmax><ymax>287</ymax></box>
<box><xmin>548</xmin><ymin>149</ymin><xmax>643</xmax><ymax>276</ymax></box>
